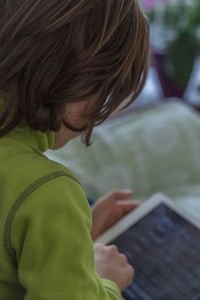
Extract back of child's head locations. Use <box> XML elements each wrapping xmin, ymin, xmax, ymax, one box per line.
<box><xmin>0</xmin><ymin>0</ymin><xmax>149</xmax><ymax>144</ymax></box>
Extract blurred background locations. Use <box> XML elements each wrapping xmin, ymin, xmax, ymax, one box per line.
<box><xmin>133</xmin><ymin>0</ymin><xmax>200</xmax><ymax>109</ymax></box>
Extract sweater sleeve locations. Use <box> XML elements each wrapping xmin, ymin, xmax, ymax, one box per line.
<box><xmin>10</xmin><ymin>175</ymin><xmax>122</xmax><ymax>300</ymax></box>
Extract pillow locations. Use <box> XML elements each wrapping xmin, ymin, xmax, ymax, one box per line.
<box><xmin>46</xmin><ymin>100</ymin><xmax>200</xmax><ymax>202</ymax></box>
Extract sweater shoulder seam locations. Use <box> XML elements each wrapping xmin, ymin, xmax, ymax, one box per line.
<box><xmin>104</xmin><ymin>285</ymin><xmax>121</xmax><ymax>299</ymax></box>
<box><xmin>4</xmin><ymin>170</ymin><xmax>81</xmax><ymax>261</ymax></box>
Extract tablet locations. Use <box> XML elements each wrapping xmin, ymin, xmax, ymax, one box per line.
<box><xmin>95</xmin><ymin>194</ymin><xmax>200</xmax><ymax>300</ymax></box>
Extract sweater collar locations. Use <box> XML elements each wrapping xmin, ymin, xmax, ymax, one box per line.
<box><xmin>14</xmin><ymin>123</ymin><xmax>55</xmax><ymax>153</ymax></box>
<box><xmin>27</xmin><ymin>127</ymin><xmax>55</xmax><ymax>153</ymax></box>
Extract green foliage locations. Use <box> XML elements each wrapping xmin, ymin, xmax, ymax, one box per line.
<box><xmin>189</xmin><ymin>1</ymin><xmax>200</xmax><ymax>30</ymax></box>
<box><xmin>145</xmin><ymin>0</ymin><xmax>200</xmax><ymax>88</ymax></box>
<box><xmin>165</xmin><ymin>30</ymin><xmax>197</xmax><ymax>88</ymax></box>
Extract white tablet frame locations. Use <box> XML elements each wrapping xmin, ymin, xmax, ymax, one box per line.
<box><xmin>94</xmin><ymin>193</ymin><xmax>200</xmax><ymax>245</ymax></box>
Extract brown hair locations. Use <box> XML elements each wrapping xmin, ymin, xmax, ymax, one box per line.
<box><xmin>0</xmin><ymin>0</ymin><xmax>150</xmax><ymax>145</ymax></box>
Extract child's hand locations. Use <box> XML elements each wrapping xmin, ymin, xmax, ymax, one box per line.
<box><xmin>94</xmin><ymin>243</ymin><xmax>134</xmax><ymax>292</ymax></box>
<box><xmin>91</xmin><ymin>189</ymin><xmax>140</xmax><ymax>240</ymax></box>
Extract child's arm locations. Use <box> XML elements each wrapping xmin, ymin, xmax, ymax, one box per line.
<box><xmin>10</xmin><ymin>175</ymin><xmax>123</xmax><ymax>300</ymax></box>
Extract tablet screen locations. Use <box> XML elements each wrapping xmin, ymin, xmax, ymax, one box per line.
<box><xmin>108</xmin><ymin>203</ymin><xmax>200</xmax><ymax>300</ymax></box>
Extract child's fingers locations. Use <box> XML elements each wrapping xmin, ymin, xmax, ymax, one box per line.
<box><xmin>117</xmin><ymin>200</ymin><xmax>141</xmax><ymax>207</ymax></box>
<box><xmin>105</xmin><ymin>189</ymin><xmax>133</xmax><ymax>201</ymax></box>
<box><xmin>117</xmin><ymin>200</ymin><xmax>141</xmax><ymax>213</ymax></box>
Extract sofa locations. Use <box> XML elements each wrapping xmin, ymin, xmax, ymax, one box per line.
<box><xmin>46</xmin><ymin>99</ymin><xmax>200</xmax><ymax>221</ymax></box>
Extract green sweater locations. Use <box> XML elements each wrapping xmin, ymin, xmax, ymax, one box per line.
<box><xmin>0</xmin><ymin>123</ymin><xmax>121</xmax><ymax>300</ymax></box>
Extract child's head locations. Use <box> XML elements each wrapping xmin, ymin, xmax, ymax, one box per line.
<box><xmin>0</xmin><ymin>0</ymin><xmax>149</xmax><ymax>145</ymax></box>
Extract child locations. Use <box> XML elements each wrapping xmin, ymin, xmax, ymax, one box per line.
<box><xmin>0</xmin><ymin>0</ymin><xmax>149</xmax><ymax>299</ymax></box>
